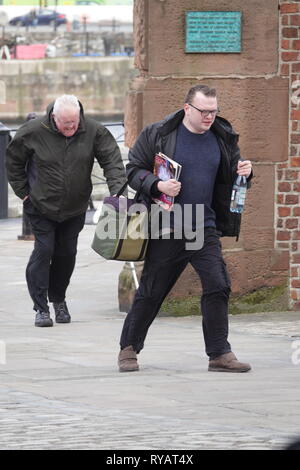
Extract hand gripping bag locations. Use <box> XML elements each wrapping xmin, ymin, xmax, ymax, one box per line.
<box><xmin>91</xmin><ymin>182</ymin><xmax>149</xmax><ymax>261</ymax></box>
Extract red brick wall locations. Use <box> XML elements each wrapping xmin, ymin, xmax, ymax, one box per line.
<box><xmin>279</xmin><ymin>0</ymin><xmax>300</xmax><ymax>308</ymax></box>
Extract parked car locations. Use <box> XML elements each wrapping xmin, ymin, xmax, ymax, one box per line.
<box><xmin>9</xmin><ymin>9</ymin><xmax>67</xmax><ymax>27</ymax></box>
<box><xmin>75</xmin><ymin>1</ymin><xmax>102</xmax><ymax>4</ymax></box>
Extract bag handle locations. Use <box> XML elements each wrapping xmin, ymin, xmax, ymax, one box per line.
<box><xmin>116</xmin><ymin>181</ymin><xmax>145</xmax><ymax>205</ymax></box>
<box><xmin>116</xmin><ymin>181</ymin><xmax>128</xmax><ymax>197</ymax></box>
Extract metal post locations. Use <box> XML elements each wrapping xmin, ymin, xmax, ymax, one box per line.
<box><xmin>129</xmin><ymin>262</ymin><xmax>139</xmax><ymax>289</ymax></box>
<box><xmin>0</xmin><ymin>122</ymin><xmax>10</xmax><ymax>219</ymax></box>
<box><xmin>86</xmin><ymin>31</ymin><xmax>89</xmax><ymax>56</ymax></box>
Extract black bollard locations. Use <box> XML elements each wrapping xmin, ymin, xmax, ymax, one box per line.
<box><xmin>0</xmin><ymin>122</ymin><xmax>10</xmax><ymax>219</ymax></box>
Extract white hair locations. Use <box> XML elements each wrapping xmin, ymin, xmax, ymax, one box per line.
<box><xmin>53</xmin><ymin>95</ymin><xmax>80</xmax><ymax>116</ymax></box>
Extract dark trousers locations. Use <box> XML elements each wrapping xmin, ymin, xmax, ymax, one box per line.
<box><xmin>23</xmin><ymin>199</ymin><xmax>85</xmax><ymax>313</ymax></box>
<box><xmin>120</xmin><ymin>228</ymin><xmax>232</xmax><ymax>359</ymax></box>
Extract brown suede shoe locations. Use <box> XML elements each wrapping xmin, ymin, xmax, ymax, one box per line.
<box><xmin>118</xmin><ymin>346</ymin><xmax>139</xmax><ymax>372</ymax></box>
<box><xmin>208</xmin><ymin>352</ymin><xmax>251</xmax><ymax>373</ymax></box>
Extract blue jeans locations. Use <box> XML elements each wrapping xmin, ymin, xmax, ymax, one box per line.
<box><xmin>120</xmin><ymin>228</ymin><xmax>232</xmax><ymax>358</ymax></box>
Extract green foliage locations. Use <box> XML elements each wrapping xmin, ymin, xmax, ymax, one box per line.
<box><xmin>159</xmin><ymin>284</ymin><xmax>289</xmax><ymax>317</ymax></box>
<box><xmin>160</xmin><ymin>296</ymin><xmax>200</xmax><ymax>317</ymax></box>
<box><xmin>229</xmin><ymin>284</ymin><xmax>289</xmax><ymax>315</ymax></box>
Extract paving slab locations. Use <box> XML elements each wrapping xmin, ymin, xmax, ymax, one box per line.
<box><xmin>0</xmin><ymin>217</ymin><xmax>300</xmax><ymax>450</ymax></box>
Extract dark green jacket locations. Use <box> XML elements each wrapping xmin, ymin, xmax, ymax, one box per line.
<box><xmin>126</xmin><ymin>109</ymin><xmax>252</xmax><ymax>238</ymax></box>
<box><xmin>6</xmin><ymin>102</ymin><xmax>126</xmax><ymax>222</ymax></box>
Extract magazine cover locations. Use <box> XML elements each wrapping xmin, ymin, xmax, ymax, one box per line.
<box><xmin>153</xmin><ymin>153</ymin><xmax>182</xmax><ymax>210</ymax></box>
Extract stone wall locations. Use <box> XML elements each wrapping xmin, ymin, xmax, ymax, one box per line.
<box><xmin>124</xmin><ymin>0</ymin><xmax>298</xmax><ymax>306</ymax></box>
<box><xmin>0</xmin><ymin>56</ymin><xmax>135</xmax><ymax>121</ymax></box>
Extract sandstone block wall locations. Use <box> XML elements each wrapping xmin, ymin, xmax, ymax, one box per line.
<box><xmin>124</xmin><ymin>0</ymin><xmax>299</xmax><ymax>307</ymax></box>
<box><xmin>0</xmin><ymin>57</ymin><xmax>135</xmax><ymax>121</ymax></box>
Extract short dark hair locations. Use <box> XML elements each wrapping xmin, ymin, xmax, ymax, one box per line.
<box><xmin>184</xmin><ymin>84</ymin><xmax>217</xmax><ymax>104</ymax></box>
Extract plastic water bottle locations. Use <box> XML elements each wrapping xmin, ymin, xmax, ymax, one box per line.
<box><xmin>230</xmin><ymin>175</ymin><xmax>247</xmax><ymax>213</ymax></box>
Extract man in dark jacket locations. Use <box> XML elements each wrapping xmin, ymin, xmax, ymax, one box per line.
<box><xmin>118</xmin><ymin>84</ymin><xmax>253</xmax><ymax>373</ymax></box>
<box><xmin>6</xmin><ymin>94</ymin><xmax>126</xmax><ymax>327</ymax></box>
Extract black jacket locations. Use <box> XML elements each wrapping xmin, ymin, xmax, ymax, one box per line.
<box><xmin>126</xmin><ymin>109</ymin><xmax>251</xmax><ymax>238</ymax></box>
<box><xmin>6</xmin><ymin>102</ymin><xmax>126</xmax><ymax>222</ymax></box>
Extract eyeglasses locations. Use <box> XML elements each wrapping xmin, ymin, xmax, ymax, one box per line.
<box><xmin>188</xmin><ymin>103</ymin><xmax>220</xmax><ymax>117</ymax></box>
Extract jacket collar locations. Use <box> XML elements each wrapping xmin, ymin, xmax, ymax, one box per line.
<box><xmin>157</xmin><ymin>108</ymin><xmax>239</xmax><ymax>142</ymax></box>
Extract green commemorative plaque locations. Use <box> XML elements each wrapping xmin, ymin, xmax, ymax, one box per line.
<box><xmin>185</xmin><ymin>11</ymin><xmax>242</xmax><ymax>53</ymax></box>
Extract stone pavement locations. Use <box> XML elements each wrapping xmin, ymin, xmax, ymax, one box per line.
<box><xmin>0</xmin><ymin>217</ymin><xmax>300</xmax><ymax>451</ymax></box>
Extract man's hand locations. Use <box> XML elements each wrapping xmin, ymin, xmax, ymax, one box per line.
<box><xmin>237</xmin><ymin>160</ymin><xmax>252</xmax><ymax>178</ymax></box>
<box><xmin>157</xmin><ymin>179</ymin><xmax>181</xmax><ymax>197</ymax></box>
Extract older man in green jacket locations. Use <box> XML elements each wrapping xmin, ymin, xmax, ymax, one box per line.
<box><xmin>6</xmin><ymin>94</ymin><xmax>126</xmax><ymax>327</ymax></box>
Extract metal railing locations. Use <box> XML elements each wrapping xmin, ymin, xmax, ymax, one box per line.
<box><xmin>90</xmin><ymin>121</ymin><xmax>127</xmax><ymax>191</ymax></box>
<box><xmin>89</xmin><ymin>121</ymin><xmax>128</xmax><ymax>209</ymax></box>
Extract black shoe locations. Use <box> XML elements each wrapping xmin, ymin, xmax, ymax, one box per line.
<box><xmin>35</xmin><ymin>310</ymin><xmax>53</xmax><ymax>327</ymax></box>
<box><xmin>53</xmin><ymin>301</ymin><xmax>71</xmax><ymax>323</ymax></box>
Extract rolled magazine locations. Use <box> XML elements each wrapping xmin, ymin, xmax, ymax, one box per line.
<box><xmin>153</xmin><ymin>152</ymin><xmax>182</xmax><ymax>210</ymax></box>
